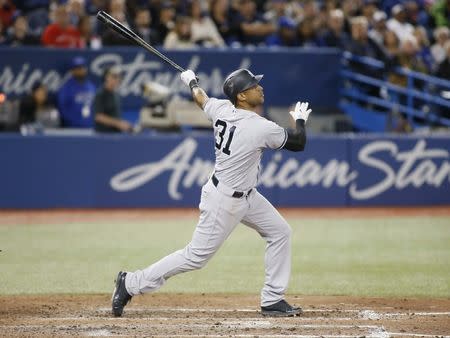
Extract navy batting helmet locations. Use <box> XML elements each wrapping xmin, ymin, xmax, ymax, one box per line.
<box><xmin>223</xmin><ymin>69</ymin><xmax>263</xmax><ymax>104</ymax></box>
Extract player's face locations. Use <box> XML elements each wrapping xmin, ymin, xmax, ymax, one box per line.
<box><xmin>243</xmin><ymin>84</ymin><xmax>264</xmax><ymax>107</ymax></box>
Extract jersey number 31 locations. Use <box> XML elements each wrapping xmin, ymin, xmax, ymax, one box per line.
<box><xmin>215</xmin><ymin>119</ymin><xmax>236</xmax><ymax>155</ymax></box>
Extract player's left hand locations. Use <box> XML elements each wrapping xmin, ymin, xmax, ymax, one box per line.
<box><xmin>180</xmin><ymin>70</ymin><xmax>197</xmax><ymax>86</ymax></box>
<box><xmin>289</xmin><ymin>101</ymin><xmax>312</xmax><ymax>122</ymax></box>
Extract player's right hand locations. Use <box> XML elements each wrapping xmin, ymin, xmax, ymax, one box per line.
<box><xmin>180</xmin><ymin>70</ymin><xmax>197</xmax><ymax>86</ymax></box>
<box><xmin>289</xmin><ymin>101</ymin><xmax>312</xmax><ymax>122</ymax></box>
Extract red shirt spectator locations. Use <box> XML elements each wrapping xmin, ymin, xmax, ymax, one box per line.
<box><xmin>42</xmin><ymin>23</ymin><xmax>81</xmax><ymax>47</ymax></box>
<box><xmin>41</xmin><ymin>3</ymin><xmax>81</xmax><ymax>48</ymax></box>
<box><xmin>0</xmin><ymin>0</ymin><xmax>16</xmax><ymax>29</ymax></box>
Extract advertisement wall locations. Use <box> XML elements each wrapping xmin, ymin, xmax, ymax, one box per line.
<box><xmin>0</xmin><ymin>47</ymin><xmax>341</xmax><ymax>109</ymax></box>
<box><xmin>1</xmin><ymin>133</ymin><xmax>448</xmax><ymax>208</ymax></box>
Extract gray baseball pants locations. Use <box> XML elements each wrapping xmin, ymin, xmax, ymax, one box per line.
<box><xmin>125</xmin><ymin>179</ymin><xmax>292</xmax><ymax>307</ymax></box>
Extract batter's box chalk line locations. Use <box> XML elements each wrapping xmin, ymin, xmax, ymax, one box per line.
<box><xmin>359</xmin><ymin>309</ymin><xmax>450</xmax><ymax>320</ymax></box>
<box><xmin>82</xmin><ymin>335</ymin><xmax>450</xmax><ymax>338</ymax></box>
<box><xmin>29</xmin><ymin>316</ymin><xmax>358</xmax><ymax>322</ymax></box>
<box><xmin>2</xmin><ymin>324</ymin><xmax>447</xmax><ymax>338</ymax></box>
<box><xmin>96</xmin><ymin>306</ymin><xmax>361</xmax><ymax>313</ymax></box>
<box><xmin>85</xmin><ymin>329</ymin><xmax>113</xmax><ymax>337</ymax></box>
<box><xmin>97</xmin><ymin>306</ymin><xmax>450</xmax><ymax>317</ymax></box>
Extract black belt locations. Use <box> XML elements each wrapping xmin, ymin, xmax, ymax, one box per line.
<box><xmin>212</xmin><ymin>174</ymin><xmax>252</xmax><ymax>198</ymax></box>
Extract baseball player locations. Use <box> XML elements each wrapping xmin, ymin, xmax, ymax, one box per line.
<box><xmin>112</xmin><ymin>68</ymin><xmax>311</xmax><ymax>317</ymax></box>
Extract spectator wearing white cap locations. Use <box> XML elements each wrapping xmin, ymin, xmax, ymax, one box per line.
<box><xmin>369</xmin><ymin>10</ymin><xmax>387</xmax><ymax>46</ymax></box>
<box><xmin>431</xmin><ymin>26</ymin><xmax>450</xmax><ymax>65</ymax></box>
<box><xmin>435</xmin><ymin>40</ymin><xmax>450</xmax><ymax>90</ymax></box>
<box><xmin>389</xmin><ymin>36</ymin><xmax>428</xmax><ymax>88</ymax></box>
<box><xmin>346</xmin><ymin>16</ymin><xmax>386</xmax><ymax>60</ymax></box>
<box><xmin>322</xmin><ymin>9</ymin><xmax>349</xmax><ymax>49</ymax></box>
<box><xmin>386</xmin><ymin>4</ymin><xmax>414</xmax><ymax>43</ymax></box>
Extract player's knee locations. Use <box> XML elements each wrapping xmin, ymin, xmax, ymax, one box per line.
<box><xmin>278</xmin><ymin>222</ymin><xmax>292</xmax><ymax>241</ymax></box>
<box><xmin>266</xmin><ymin>221</ymin><xmax>291</xmax><ymax>243</ymax></box>
<box><xmin>191</xmin><ymin>254</ymin><xmax>210</xmax><ymax>270</ymax></box>
<box><xmin>185</xmin><ymin>246</ymin><xmax>212</xmax><ymax>269</ymax></box>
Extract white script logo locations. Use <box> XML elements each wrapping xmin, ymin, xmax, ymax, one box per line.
<box><xmin>110</xmin><ymin>138</ymin><xmax>450</xmax><ymax>200</ymax></box>
<box><xmin>0</xmin><ymin>53</ymin><xmax>251</xmax><ymax>98</ymax></box>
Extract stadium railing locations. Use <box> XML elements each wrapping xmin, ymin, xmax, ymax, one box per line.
<box><xmin>340</xmin><ymin>52</ymin><xmax>450</xmax><ymax>132</ymax></box>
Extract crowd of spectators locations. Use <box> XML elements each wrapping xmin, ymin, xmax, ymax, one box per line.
<box><xmin>0</xmin><ymin>0</ymin><xmax>449</xmax><ymax>79</ymax></box>
<box><xmin>0</xmin><ymin>56</ymin><xmax>131</xmax><ymax>133</ymax></box>
<box><xmin>0</xmin><ymin>0</ymin><xmax>449</xmax><ymax>73</ymax></box>
<box><xmin>0</xmin><ymin>0</ymin><xmax>449</xmax><ymax>132</ymax></box>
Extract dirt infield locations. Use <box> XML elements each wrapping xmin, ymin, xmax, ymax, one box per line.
<box><xmin>0</xmin><ymin>294</ymin><xmax>449</xmax><ymax>337</ymax></box>
<box><xmin>1</xmin><ymin>208</ymin><xmax>449</xmax><ymax>337</ymax></box>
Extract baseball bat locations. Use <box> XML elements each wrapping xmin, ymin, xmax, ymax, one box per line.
<box><xmin>96</xmin><ymin>11</ymin><xmax>186</xmax><ymax>73</ymax></box>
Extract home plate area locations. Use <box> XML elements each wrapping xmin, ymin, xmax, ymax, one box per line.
<box><xmin>0</xmin><ymin>294</ymin><xmax>449</xmax><ymax>337</ymax></box>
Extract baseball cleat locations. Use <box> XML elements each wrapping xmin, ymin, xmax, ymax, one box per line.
<box><xmin>111</xmin><ymin>271</ymin><xmax>132</xmax><ymax>317</ymax></box>
<box><xmin>261</xmin><ymin>299</ymin><xmax>302</xmax><ymax>317</ymax></box>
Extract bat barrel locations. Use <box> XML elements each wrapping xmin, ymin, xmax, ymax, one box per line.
<box><xmin>96</xmin><ymin>11</ymin><xmax>110</xmax><ymax>25</ymax></box>
<box><xmin>96</xmin><ymin>11</ymin><xmax>186</xmax><ymax>73</ymax></box>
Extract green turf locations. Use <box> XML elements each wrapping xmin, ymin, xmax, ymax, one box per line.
<box><xmin>1</xmin><ymin>216</ymin><xmax>449</xmax><ymax>297</ymax></box>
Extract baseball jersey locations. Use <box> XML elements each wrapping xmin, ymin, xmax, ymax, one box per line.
<box><xmin>203</xmin><ymin>98</ymin><xmax>287</xmax><ymax>191</ymax></box>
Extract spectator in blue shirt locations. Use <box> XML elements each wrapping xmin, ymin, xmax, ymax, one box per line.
<box><xmin>266</xmin><ymin>16</ymin><xmax>299</xmax><ymax>47</ymax></box>
<box><xmin>297</xmin><ymin>17</ymin><xmax>321</xmax><ymax>47</ymax></box>
<box><xmin>57</xmin><ymin>56</ymin><xmax>96</xmax><ymax>128</ymax></box>
<box><xmin>231</xmin><ymin>0</ymin><xmax>276</xmax><ymax>46</ymax></box>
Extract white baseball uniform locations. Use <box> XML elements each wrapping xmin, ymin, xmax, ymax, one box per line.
<box><xmin>125</xmin><ymin>98</ymin><xmax>292</xmax><ymax>306</ymax></box>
